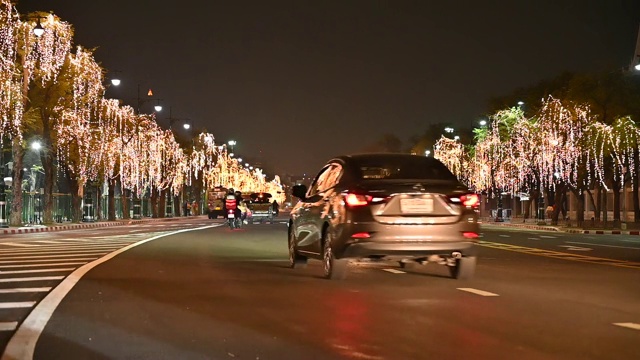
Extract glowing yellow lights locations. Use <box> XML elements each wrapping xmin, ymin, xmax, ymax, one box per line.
<box><xmin>435</xmin><ymin>96</ymin><xmax>639</xmax><ymax>201</ymax></box>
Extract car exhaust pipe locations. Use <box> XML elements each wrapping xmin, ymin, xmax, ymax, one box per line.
<box><xmin>451</xmin><ymin>251</ymin><xmax>462</xmax><ymax>259</ymax></box>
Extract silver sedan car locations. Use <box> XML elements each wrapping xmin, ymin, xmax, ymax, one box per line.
<box><xmin>288</xmin><ymin>153</ymin><xmax>480</xmax><ymax>280</ymax></box>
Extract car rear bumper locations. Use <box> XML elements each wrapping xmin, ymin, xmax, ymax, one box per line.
<box><xmin>340</xmin><ymin>240</ymin><xmax>477</xmax><ymax>258</ymax></box>
<box><xmin>334</xmin><ymin>220</ymin><xmax>479</xmax><ymax>259</ymax></box>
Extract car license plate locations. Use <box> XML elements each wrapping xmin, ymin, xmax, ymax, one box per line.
<box><xmin>228</xmin><ymin>213</ymin><xmax>235</xmax><ymax>218</ymax></box>
<box><xmin>400</xmin><ymin>198</ymin><xmax>433</xmax><ymax>213</ymax></box>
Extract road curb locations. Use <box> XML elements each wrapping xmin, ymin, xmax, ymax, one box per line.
<box><xmin>484</xmin><ymin>222</ymin><xmax>640</xmax><ymax>235</ymax></box>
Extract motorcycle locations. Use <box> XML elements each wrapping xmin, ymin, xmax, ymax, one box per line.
<box><xmin>227</xmin><ymin>208</ymin><xmax>241</xmax><ymax>229</ymax></box>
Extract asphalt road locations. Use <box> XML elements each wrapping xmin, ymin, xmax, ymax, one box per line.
<box><xmin>1</xmin><ymin>218</ymin><xmax>639</xmax><ymax>359</ymax></box>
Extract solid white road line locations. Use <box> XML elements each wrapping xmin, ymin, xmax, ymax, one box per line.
<box><xmin>0</xmin><ymin>302</ymin><xmax>36</xmax><ymax>309</ymax></box>
<box><xmin>0</xmin><ymin>268</ymin><xmax>75</xmax><ymax>275</ymax></box>
<box><xmin>539</xmin><ymin>235</ymin><xmax>557</xmax><ymax>239</ymax></box>
<box><xmin>3</xmin><ymin>223</ymin><xmax>223</xmax><ymax>360</ymax></box>
<box><xmin>382</xmin><ymin>268</ymin><xmax>406</xmax><ymax>274</ymax></box>
<box><xmin>0</xmin><ymin>276</ymin><xmax>65</xmax><ymax>283</ymax></box>
<box><xmin>0</xmin><ymin>322</ymin><xmax>18</xmax><ymax>331</ymax></box>
<box><xmin>0</xmin><ymin>288</ymin><xmax>51</xmax><ymax>293</ymax></box>
<box><xmin>0</xmin><ymin>262</ymin><xmax>85</xmax><ymax>269</ymax></box>
<box><xmin>34</xmin><ymin>241</ymin><xmax>65</xmax><ymax>244</ymax></box>
<box><xmin>457</xmin><ymin>288</ymin><xmax>500</xmax><ymax>297</ymax></box>
<box><xmin>613</xmin><ymin>322</ymin><xmax>640</xmax><ymax>331</ymax></box>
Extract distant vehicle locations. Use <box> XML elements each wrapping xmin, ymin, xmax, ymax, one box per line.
<box><xmin>247</xmin><ymin>192</ymin><xmax>274</xmax><ymax>224</ymax></box>
<box><xmin>288</xmin><ymin>153</ymin><xmax>480</xmax><ymax>280</ymax></box>
<box><xmin>207</xmin><ymin>186</ymin><xmax>227</xmax><ymax>219</ymax></box>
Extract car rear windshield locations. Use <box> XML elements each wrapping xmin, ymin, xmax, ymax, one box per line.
<box><xmin>352</xmin><ymin>155</ymin><xmax>458</xmax><ymax>181</ymax></box>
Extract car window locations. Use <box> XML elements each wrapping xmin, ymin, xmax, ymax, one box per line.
<box><xmin>308</xmin><ymin>163</ymin><xmax>343</xmax><ymax>196</ymax></box>
<box><xmin>307</xmin><ymin>165</ymin><xmax>331</xmax><ymax>196</ymax></box>
<box><xmin>353</xmin><ymin>155</ymin><xmax>458</xmax><ymax>181</ymax></box>
<box><xmin>319</xmin><ymin>163</ymin><xmax>343</xmax><ymax>192</ymax></box>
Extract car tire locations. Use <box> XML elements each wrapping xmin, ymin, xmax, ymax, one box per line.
<box><xmin>288</xmin><ymin>230</ymin><xmax>307</xmax><ymax>268</ymax></box>
<box><xmin>322</xmin><ymin>230</ymin><xmax>348</xmax><ymax>280</ymax></box>
<box><xmin>449</xmin><ymin>256</ymin><xmax>476</xmax><ymax>280</ymax></box>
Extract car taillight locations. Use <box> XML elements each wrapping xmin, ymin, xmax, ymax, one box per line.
<box><xmin>344</xmin><ymin>193</ymin><xmax>372</xmax><ymax>207</ymax></box>
<box><xmin>460</xmin><ymin>193</ymin><xmax>480</xmax><ymax>208</ymax></box>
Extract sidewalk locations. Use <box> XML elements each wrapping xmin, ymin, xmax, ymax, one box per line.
<box><xmin>482</xmin><ymin>218</ymin><xmax>640</xmax><ymax>235</ymax></box>
<box><xmin>0</xmin><ymin>216</ymin><xmax>194</xmax><ymax>236</ymax></box>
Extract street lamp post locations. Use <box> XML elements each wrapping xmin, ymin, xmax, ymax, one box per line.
<box><xmin>228</xmin><ymin>140</ymin><xmax>236</xmax><ymax>153</ymax></box>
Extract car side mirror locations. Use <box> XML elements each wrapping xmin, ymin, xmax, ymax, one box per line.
<box><xmin>292</xmin><ymin>184</ymin><xmax>307</xmax><ymax>200</ymax></box>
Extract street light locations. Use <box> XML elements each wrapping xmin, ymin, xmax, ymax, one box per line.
<box><xmin>444</xmin><ymin>127</ymin><xmax>454</xmax><ymax>133</ymax></box>
<box><xmin>31</xmin><ymin>141</ymin><xmax>42</xmax><ymax>151</ymax></box>
<box><xmin>425</xmin><ymin>150</ymin><xmax>431</xmax><ymax>157</ymax></box>
<box><xmin>33</xmin><ymin>22</ymin><xmax>44</xmax><ymax>37</ymax></box>
<box><xmin>454</xmin><ymin>135</ymin><xmax>460</xmax><ymax>140</ymax></box>
<box><xmin>136</xmin><ymin>84</ymin><xmax>162</xmax><ymax>114</ymax></box>
<box><xmin>479</xmin><ymin>120</ymin><xmax>487</xmax><ymax>127</ymax></box>
<box><xmin>228</xmin><ymin>140</ymin><xmax>236</xmax><ymax>152</ymax></box>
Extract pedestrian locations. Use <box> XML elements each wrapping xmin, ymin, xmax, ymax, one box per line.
<box><xmin>192</xmin><ymin>200</ymin><xmax>199</xmax><ymax>216</ymax></box>
<box><xmin>186</xmin><ymin>201</ymin><xmax>191</xmax><ymax>216</ymax></box>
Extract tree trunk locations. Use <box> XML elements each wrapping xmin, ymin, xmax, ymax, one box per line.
<box><xmin>95</xmin><ymin>183</ymin><xmax>102</xmax><ymax>221</ymax></box>
<box><xmin>108</xmin><ymin>178</ymin><xmax>116</xmax><ymax>221</ymax></box>
<box><xmin>612</xmin><ymin>179</ymin><xmax>621</xmax><ymax>227</ymax></box>
<box><xmin>68</xmin><ymin>179</ymin><xmax>81</xmax><ymax>223</ymax></box>
<box><xmin>9</xmin><ymin>137</ymin><xmax>25</xmax><ymax>226</ymax></box>
<box><xmin>595</xmin><ymin>185</ymin><xmax>602</xmax><ymax>222</ymax></box>
<box><xmin>173</xmin><ymin>194</ymin><xmax>181</xmax><ymax>217</ymax></box>
<box><xmin>150</xmin><ymin>188</ymin><xmax>159</xmax><ymax>218</ymax></box>
<box><xmin>40</xmin><ymin>110</ymin><xmax>55</xmax><ymax>225</ymax></box>
<box><xmin>634</xmin><ymin>147</ymin><xmax>640</xmax><ymax>222</ymax></box>
<box><xmin>571</xmin><ymin>188</ymin><xmax>585</xmax><ymax>227</ymax></box>
<box><xmin>122</xmin><ymin>188</ymin><xmax>130</xmax><ymax>220</ymax></box>
<box><xmin>158</xmin><ymin>189</ymin><xmax>166</xmax><ymax>218</ymax></box>
<box><xmin>602</xmin><ymin>186</ymin><xmax>608</xmax><ymax>227</ymax></box>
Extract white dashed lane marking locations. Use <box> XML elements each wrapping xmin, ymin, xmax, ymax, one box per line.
<box><xmin>614</xmin><ymin>323</ymin><xmax>640</xmax><ymax>331</ymax></box>
<box><xmin>0</xmin><ymin>288</ymin><xmax>51</xmax><ymax>293</ymax></box>
<box><xmin>0</xmin><ymin>276</ymin><xmax>65</xmax><ymax>283</ymax></box>
<box><xmin>0</xmin><ymin>302</ymin><xmax>36</xmax><ymax>309</ymax></box>
<box><xmin>499</xmin><ymin>235</ymin><xmax>510</xmax><ymax>237</ymax></box>
<box><xmin>457</xmin><ymin>288</ymin><xmax>500</xmax><ymax>297</ymax></box>
<box><xmin>539</xmin><ymin>235</ymin><xmax>557</xmax><ymax>239</ymax></box>
<box><xmin>382</xmin><ymin>268</ymin><xmax>406</xmax><ymax>274</ymax></box>
<box><xmin>0</xmin><ymin>321</ymin><xmax>18</xmax><ymax>331</ymax></box>
<box><xmin>0</xmin><ymin>267</ymin><xmax>75</xmax><ymax>275</ymax></box>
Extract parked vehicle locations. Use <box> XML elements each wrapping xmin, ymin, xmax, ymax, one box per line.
<box><xmin>287</xmin><ymin>153</ymin><xmax>480</xmax><ymax>280</ymax></box>
<box><xmin>247</xmin><ymin>192</ymin><xmax>274</xmax><ymax>224</ymax></box>
<box><xmin>207</xmin><ymin>186</ymin><xmax>227</xmax><ymax>219</ymax></box>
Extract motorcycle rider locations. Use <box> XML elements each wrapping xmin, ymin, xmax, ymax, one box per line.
<box><xmin>224</xmin><ymin>188</ymin><xmax>242</xmax><ymax>223</ymax></box>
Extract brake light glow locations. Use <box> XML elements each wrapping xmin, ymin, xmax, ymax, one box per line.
<box><xmin>462</xmin><ymin>231</ymin><xmax>479</xmax><ymax>239</ymax></box>
<box><xmin>351</xmin><ymin>232</ymin><xmax>371</xmax><ymax>239</ymax></box>
<box><xmin>460</xmin><ymin>193</ymin><xmax>480</xmax><ymax>208</ymax></box>
<box><xmin>345</xmin><ymin>193</ymin><xmax>372</xmax><ymax>206</ymax></box>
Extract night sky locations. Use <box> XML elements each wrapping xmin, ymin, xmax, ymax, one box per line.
<box><xmin>16</xmin><ymin>0</ymin><xmax>640</xmax><ymax>176</ymax></box>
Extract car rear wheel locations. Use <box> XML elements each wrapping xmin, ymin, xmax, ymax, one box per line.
<box><xmin>288</xmin><ymin>231</ymin><xmax>307</xmax><ymax>268</ymax></box>
<box><xmin>323</xmin><ymin>230</ymin><xmax>348</xmax><ymax>280</ymax></box>
<box><xmin>449</xmin><ymin>256</ymin><xmax>476</xmax><ymax>280</ymax></box>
